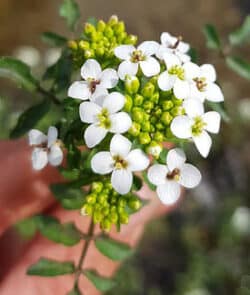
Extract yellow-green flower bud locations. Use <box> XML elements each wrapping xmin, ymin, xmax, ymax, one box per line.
<box><xmin>68</xmin><ymin>40</ymin><xmax>78</xmax><ymax>50</ymax></box>
<box><xmin>92</xmin><ymin>182</ymin><xmax>103</xmax><ymax>193</ymax></box>
<box><xmin>97</xmin><ymin>20</ymin><xmax>106</xmax><ymax>32</ymax></box>
<box><xmin>132</xmin><ymin>107</ymin><xmax>144</xmax><ymax>123</ymax></box>
<box><xmin>139</xmin><ymin>132</ymin><xmax>151</xmax><ymax>145</ymax></box>
<box><xmin>115</xmin><ymin>21</ymin><xmax>125</xmax><ymax>34</ymax></box>
<box><xmin>119</xmin><ymin>212</ymin><xmax>129</xmax><ymax>224</ymax></box>
<box><xmin>96</xmin><ymin>47</ymin><xmax>105</xmax><ymax>57</ymax></box>
<box><xmin>171</xmin><ymin>106</ymin><xmax>185</xmax><ymax>116</ymax></box>
<box><xmin>84</xmin><ymin>23</ymin><xmax>96</xmax><ymax>35</ymax></box>
<box><xmin>129</xmin><ymin>122</ymin><xmax>141</xmax><ymax>137</ymax></box>
<box><xmin>153</xmin><ymin>131</ymin><xmax>164</xmax><ymax>142</ymax></box>
<box><xmin>109</xmin><ymin>212</ymin><xmax>118</xmax><ymax>223</ymax></box>
<box><xmin>104</xmin><ymin>26</ymin><xmax>114</xmax><ymax>38</ymax></box>
<box><xmin>128</xmin><ymin>198</ymin><xmax>142</xmax><ymax>210</ymax></box>
<box><xmin>125</xmin><ymin>34</ymin><xmax>138</xmax><ymax>45</ymax></box>
<box><xmin>108</xmin><ymin>15</ymin><xmax>119</xmax><ymax>26</ymax></box>
<box><xmin>101</xmin><ymin>218</ymin><xmax>112</xmax><ymax>231</ymax></box>
<box><xmin>165</xmin><ymin>127</ymin><xmax>173</xmax><ymax>138</ymax></box>
<box><xmin>79</xmin><ymin>40</ymin><xmax>89</xmax><ymax>50</ymax></box>
<box><xmin>86</xmin><ymin>194</ymin><xmax>96</xmax><ymax>205</ymax></box>
<box><xmin>102</xmin><ymin>206</ymin><xmax>110</xmax><ymax>216</ymax></box>
<box><xmin>81</xmin><ymin>204</ymin><xmax>93</xmax><ymax>216</ymax></box>
<box><xmin>151</xmin><ymin>92</ymin><xmax>159</xmax><ymax>104</ymax></box>
<box><xmin>147</xmin><ymin>141</ymin><xmax>163</xmax><ymax>158</ymax></box>
<box><xmin>125</xmin><ymin>76</ymin><xmax>140</xmax><ymax>94</ymax></box>
<box><xmin>84</xmin><ymin>49</ymin><xmax>94</xmax><ymax>59</ymax></box>
<box><xmin>134</xmin><ymin>94</ymin><xmax>144</xmax><ymax>106</ymax></box>
<box><xmin>156</xmin><ymin>123</ymin><xmax>164</xmax><ymax>130</ymax></box>
<box><xmin>144</xmin><ymin>101</ymin><xmax>154</xmax><ymax>111</ymax></box>
<box><xmin>124</xmin><ymin>95</ymin><xmax>133</xmax><ymax>112</ymax></box>
<box><xmin>98</xmin><ymin>194</ymin><xmax>108</xmax><ymax>204</ymax></box>
<box><xmin>142</xmin><ymin>83</ymin><xmax>155</xmax><ymax>98</ymax></box>
<box><xmin>141</xmin><ymin>121</ymin><xmax>151</xmax><ymax>132</ymax></box>
<box><xmin>161</xmin><ymin>112</ymin><xmax>173</xmax><ymax>125</ymax></box>
<box><xmin>118</xmin><ymin>198</ymin><xmax>127</xmax><ymax>207</ymax></box>
<box><xmin>93</xmin><ymin>211</ymin><xmax>103</xmax><ymax>223</ymax></box>
<box><xmin>162</xmin><ymin>100</ymin><xmax>174</xmax><ymax>111</ymax></box>
<box><xmin>172</xmin><ymin>96</ymin><xmax>183</xmax><ymax>106</ymax></box>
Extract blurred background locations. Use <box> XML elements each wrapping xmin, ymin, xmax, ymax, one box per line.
<box><xmin>0</xmin><ymin>0</ymin><xmax>250</xmax><ymax>294</ymax></box>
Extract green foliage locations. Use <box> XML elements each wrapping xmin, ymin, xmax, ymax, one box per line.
<box><xmin>10</xmin><ymin>99</ymin><xmax>51</xmax><ymax>138</ymax></box>
<box><xmin>84</xmin><ymin>270</ymin><xmax>116</xmax><ymax>292</ymax></box>
<box><xmin>226</xmin><ymin>56</ymin><xmax>250</xmax><ymax>80</ymax></box>
<box><xmin>132</xmin><ymin>175</ymin><xmax>143</xmax><ymax>191</ymax></box>
<box><xmin>95</xmin><ymin>237</ymin><xmax>134</xmax><ymax>261</ymax></box>
<box><xmin>203</xmin><ymin>24</ymin><xmax>221</xmax><ymax>50</ymax></box>
<box><xmin>0</xmin><ymin>57</ymin><xmax>38</xmax><ymax>91</ymax></box>
<box><xmin>36</xmin><ymin>215</ymin><xmax>82</xmax><ymax>246</ymax></box>
<box><xmin>41</xmin><ymin>32</ymin><xmax>67</xmax><ymax>47</ymax></box>
<box><xmin>27</xmin><ymin>258</ymin><xmax>75</xmax><ymax>276</ymax></box>
<box><xmin>15</xmin><ymin>217</ymin><xmax>38</xmax><ymax>240</ymax></box>
<box><xmin>50</xmin><ymin>183</ymin><xmax>86</xmax><ymax>210</ymax></box>
<box><xmin>229</xmin><ymin>15</ymin><xmax>250</xmax><ymax>46</ymax></box>
<box><xmin>59</xmin><ymin>0</ymin><xmax>80</xmax><ymax>31</ymax></box>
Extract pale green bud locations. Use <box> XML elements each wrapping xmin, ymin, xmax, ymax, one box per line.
<box><xmin>139</xmin><ymin>132</ymin><xmax>151</xmax><ymax>145</ymax></box>
<box><xmin>161</xmin><ymin>112</ymin><xmax>173</xmax><ymax>125</ymax></box>
<box><xmin>124</xmin><ymin>95</ymin><xmax>133</xmax><ymax>112</ymax></box>
<box><xmin>128</xmin><ymin>122</ymin><xmax>141</xmax><ymax>137</ymax></box>
<box><xmin>125</xmin><ymin>75</ymin><xmax>140</xmax><ymax>94</ymax></box>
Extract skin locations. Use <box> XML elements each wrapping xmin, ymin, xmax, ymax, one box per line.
<box><xmin>0</xmin><ymin>139</ymin><xmax>178</xmax><ymax>295</ymax></box>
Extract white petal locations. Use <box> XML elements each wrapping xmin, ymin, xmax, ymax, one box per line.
<box><xmin>183</xmin><ymin>98</ymin><xmax>204</xmax><ymax>118</ymax></box>
<box><xmin>126</xmin><ymin>149</ymin><xmax>150</xmax><ymax>171</ymax></box>
<box><xmin>163</xmin><ymin>52</ymin><xmax>181</xmax><ymax>68</ymax></box>
<box><xmin>183</xmin><ymin>62</ymin><xmax>200</xmax><ymax>80</ymax></box>
<box><xmin>68</xmin><ymin>81</ymin><xmax>90</xmax><ymax>100</ymax></box>
<box><xmin>140</xmin><ymin>57</ymin><xmax>160</xmax><ymax>77</ymax></box>
<box><xmin>156</xmin><ymin>45</ymin><xmax>168</xmax><ymax>60</ymax></box>
<box><xmin>91</xmin><ymin>151</ymin><xmax>114</xmax><ymax>174</ymax></box>
<box><xmin>179</xmin><ymin>163</ymin><xmax>201</xmax><ymax>188</ymax></box>
<box><xmin>47</xmin><ymin>126</ymin><xmax>58</xmax><ymax>148</ymax></box>
<box><xmin>189</xmin><ymin>83</ymin><xmax>205</xmax><ymax>102</ymax></box>
<box><xmin>109</xmin><ymin>112</ymin><xmax>132</xmax><ymax>133</ymax></box>
<box><xmin>79</xmin><ymin>102</ymin><xmax>101</xmax><ymax>123</ymax></box>
<box><xmin>178</xmin><ymin>41</ymin><xmax>190</xmax><ymax>54</ymax></box>
<box><xmin>28</xmin><ymin>129</ymin><xmax>47</xmax><ymax>146</ymax></box>
<box><xmin>147</xmin><ymin>164</ymin><xmax>168</xmax><ymax>186</ymax></box>
<box><xmin>81</xmin><ymin>59</ymin><xmax>102</xmax><ymax>80</ymax></box>
<box><xmin>193</xmin><ymin>130</ymin><xmax>212</xmax><ymax>158</ymax></box>
<box><xmin>84</xmin><ymin>124</ymin><xmax>107</xmax><ymax>148</ymax></box>
<box><xmin>173</xmin><ymin>79</ymin><xmax>190</xmax><ymax>99</ymax></box>
<box><xmin>158</xmin><ymin>71</ymin><xmax>175</xmax><ymax>91</ymax></box>
<box><xmin>111</xmin><ymin>169</ymin><xmax>133</xmax><ymax>195</ymax></box>
<box><xmin>200</xmin><ymin>64</ymin><xmax>216</xmax><ymax>82</ymax></box>
<box><xmin>118</xmin><ymin>60</ymin><xmax>138</xmax><ymax>80</ymax></box>
<box><xmin>202</xmin><ymin>111</ymin><xmax>221</xmax><ymax>134</ymax></box>
<box><xmin>170</xmin><ymin>116</ymin><xmax>192</xmax><ymax>139</ymax></box>
<box><xmin>167</xmin><ymin>148</ymin><xmax>186</xmax><ymax>171</ymax></box>
<box><xmin>138</xmin><ymin>41</ymin><xmax>159</xmax><ymax>56</ymax></box>
<box><xmin>99</xmin><ymin>69</ymin><xmax>119</xmax><ymax>89</ymax></box>
<box><xmin>161</xmin><ymin>32</ymin><xmax>175</xmax><ymax>47</ymax></box>
<box><xmin>90</xmin><ymin>86</ymin><xmax>108</xmax><ymax>105</ymax></box>
<box><xmin>110</xmin><ymin>134</ymin><xmax>132</xmax><ymax>157</ymax></box>
<box><xmin>48</xmin><ymin>145</ymin><xmax>63</xmax><ymax>166</ymax></box>
<box><xmin>156</xmin><ymin>181</ymin><xmax>181</xmax><ymax>205</ymax></box>
<box><xmin>176</xmin><ymin>52</ymin><xmax>191</xmax><ymax>63</ymax></box>
<box><xmin>114</xmin><ymin>45</ymin><xmax>135</xmax><ymax>60</ymax></box>
<box><xmin>205</xmin><ymin>83</ymin><xmax>224</xmax><ymax>102</ymax></box>
<box><xmin>31</xmin><ymin>148</ymin><xmax>48</xmax><ymax>170</ymax></box>
<box><xmin>102</xmin><ymin>92</ymin><xmax>125</xmax><ymax>114</ymax></box>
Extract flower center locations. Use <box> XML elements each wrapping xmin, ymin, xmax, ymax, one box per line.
<box><xmin>130</xmin><ymin>50</ymin><xmax>146</xmax><ymax>63</ymax></box>
<box><xmin>113</xmin><ymin>155</ymin><xmax>128</xmax><ymax>170</ymax></box>
<box><xmin>168</xmin><ymin>65</ymin><xmax>185</xmax><ymax>80</ymax></box>
<box><xmin>167</xmin><ymin>168</ymin><xmax>180</xmax><ymax>181</ymax></box>
<box><xmin>191</xmin><ymin>116</ymin><xmax>206</xmax><ymax>136</ymax></box>
<box><xmin>88</xmin><ymin>78</ymin><xmax>101</xmax><ymax>93</ymax></box>
<box><xmin>97</xmin><ymin>108</ymin><xmax>111</xmax><ymax>129</ymax></box>
<box><xmin>193</xmin><ymin>77</ymin><xmax>207</xmax><ymax>92</ymax></box>
<box><xmin>169</xmin><ymin>36</ymin><xmax>183</xmax><ymax>49</ymax></box>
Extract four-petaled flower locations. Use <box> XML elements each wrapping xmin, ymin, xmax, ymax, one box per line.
<box><xmin>79</xmin><ymin>92</ymin><xmax>132</xmax><ymax>148</ymax></box>
<box><xmin>157</xmin><ymin>32</ymin><xmax>191</xmax><ymax>63</ymax></box>
<box><xmin>68</xmin><ymin>59</ymin><xmax>119</xmax><ymax>103</ymax></box>
<box><xmin>91</xmin><ymin>134</ymin><xmax>150</xmax><ymax>194</ymax></box>
<box><xmin>28</xmin><ymin>126</ymin><xmax>63</xmax><ymax>170</ymax></box>
<box><xmin>183</xmin><ymin>62</ymin><xmax>224</xmax><ymax>102</ymax></box>
<box><xmin>158</xmin><ymin>52</ymin><xmax>190</xmax><ymax>99</ymax></box>
<box><xmin>171</xmin><ymin>98</ymin><xmax>221</xmax><ymax>158</ymax></box>
<box><xmin>114</xmin><ymin>41</ymin><xmax>160</xmax><ymax>80</ymax></box>
<box><xmin>148</xmin><ymin>148</ymin><xmax>201</xmax><ymax>205</ymax></box>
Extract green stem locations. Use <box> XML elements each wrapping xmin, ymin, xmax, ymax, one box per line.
<box><xmin>74</xmin><ymin>219</ymin><xmax>95</xmax><ymax>290</ymax></box>
<box><xmin>38</xmin><ymin>86</ymin><xmax>61</xmax><ymax>105</ymax></box>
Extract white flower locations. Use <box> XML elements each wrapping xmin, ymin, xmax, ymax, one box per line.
<box><xmin>158</xmin><ymin>52</ymin><xmax>190</xmax><ymax>99</ymax></box>
<box><xmin>79</xmin><ymin>92</ymin><xmax>132</xmax><ymax>148</ymax></box>
<box><xmin>148</xmin><ymin>148</ymin><xmax>201</xmax><ymax>205</ymax></box>
<box><xmin>157</xmin><ymin>32</ymin><xmax>191</xmax><ymax>63</ymax></box>
<box><xmin>114</xmin><ymin>41</ymin><xmax>160</xmax><ymax>80</ymax></box>
<box><xmin>91</xmin><ymin>134</ymin><xmax>150</xmax><ymax>194</ymax></box>
<box><xmin>68</xmin><ymin>59</ymin><xmax>119</xmax><ymax>103</ymax></box>
<box><xmin>28</xmin><ymin>126</ymin><xmax>63</xmax><ymax>170</ymax></box>
<box><xmin>171</xmin><ymin>98</ymin><xmax>221</xmax><ymax>158</ymax></box>
<box><xmin>183</xmin><ymin>62</ymin><xmax>224</xmax><ymax>102</ymax></box>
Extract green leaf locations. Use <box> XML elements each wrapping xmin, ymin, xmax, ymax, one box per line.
<box><xmin>41</xmin><ymin>32</ymin><xmax>67</xmax><ymax>47</ymax></box>
<box><xmin>15</xmin><ymin>217</ymin><xmax>38</xmax><ymax>240</ymax></box>
<box><xmin>95</xmin><ymin>237</ymin><xmax>134</xmax><ymax>261</ymax></box>
<box><xmin>50</xmin><ymin>183</ymin><xmax>86</xmax><ymax>210</ymax></box>
<box><xmin>59</xmin><ymin>0</ymin><xmax>80</xmax><ymax>31</ymax></box>
<box><xmin>59</xmin><ymin>168</ymin><xmax>80</xmax><ymax>180</ymax></box>
<box><xmin>86</xmin><ymin>17</ymin><xmax>98</xmax><ymax>27</ymax></box>
<box><xmin>142</xmin><ymin>171</ymin><xmax>156</xmax><ymax>191</ymax></box>
<box><xmin>207</xmin><ymin>101</ymin><xmax>230</xmax><ymax>123</ymax></box>
<box><xmin>203</xmin><ymin>24</ymin><xmax>221</xmax><ymax>50</ymax></box>
<box><xmin>67</xmin><ymin>286</ymin><xmax>82</xmax><ymax>295</ymax></box>
<box><xmin>132</xmin><ymin>175</ymin><xmax>143</xmax><ymax>191</ymax></box>
<box><xmin>226</xmin><ymin>56</ymin><xmax>250</xmax><ymax>80</ymax></box>
<box><xmin>229</xmin><ymin>15</ymin><xmax>250</xmax><ymax>46</ymax></box>
<box><xmin>84</xmin><ymin>270</ymin><xmax>116</xmax><ymax>292</ymax></box>
<box><xmin>0</xmin><ymin>57</ymin><xmax>38</xmax><ymax>91</ymax></box>
<box><xmin>10</xmin><ymin>99</ymin><xmax>51</xmax><ymax>138</ymax></box>
<box><xmin>27</xmin><ymin>258</ymin><xmax>75</xmax><ymax>276</ymax></box>
<box><xmin>36</xmin><ymin>215</ymin><xmax>81</xmax><ymax>246</ymax></box>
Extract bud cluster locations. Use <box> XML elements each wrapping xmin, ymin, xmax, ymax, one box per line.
<box><xmin>124</xmin><ymin>75</ymin><xmax>185</xmax><ymax>158</ymax></box>
<box><xmin>81</xmin><ymin>181</ymin><xmax>142</xmax><ymax>231</ymax></box>
<box><xmin>68</xmin><ymin>15</ymin><xmax>137</xmax><ymax>68</ymax></box>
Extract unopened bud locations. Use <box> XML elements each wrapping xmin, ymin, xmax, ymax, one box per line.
<box><xmin>125</xmin><ymin>75</ymin><xmax>140</xmax><ymax>94</ymax></box>
<box><xmin>139</xmin><ymin>132</ymin><xmax>151</xmax><ymax>145</ymax></box>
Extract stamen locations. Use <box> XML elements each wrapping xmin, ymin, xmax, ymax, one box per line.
<box><xmin>130</xmin><ymin>50</ymin><xmax>145</xmax><ymax>63</ymax></box>
<box><xmin>193</xmin><ymin>77</ymin><xmax>207</xmax><ymax>92</ymax></box>
<box><xmin>113</xmin><ymin>155</ymin><xmax>128</xmax><ymax>169</ymax></box>
<box><xmin>88</xmin><ymin>79</ymin><xmax>101</xmax><ymax>93</ymax></box>
<box><xmin>167</xmin><ymin>168</ymin><xmax>180</xmax><ymax>181</ymax></box>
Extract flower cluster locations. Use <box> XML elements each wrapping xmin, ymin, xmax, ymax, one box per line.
<box><xmin>28</xmin><ymin>18</ymin><xmax>225</xmax><ymax>229</ymax></box>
